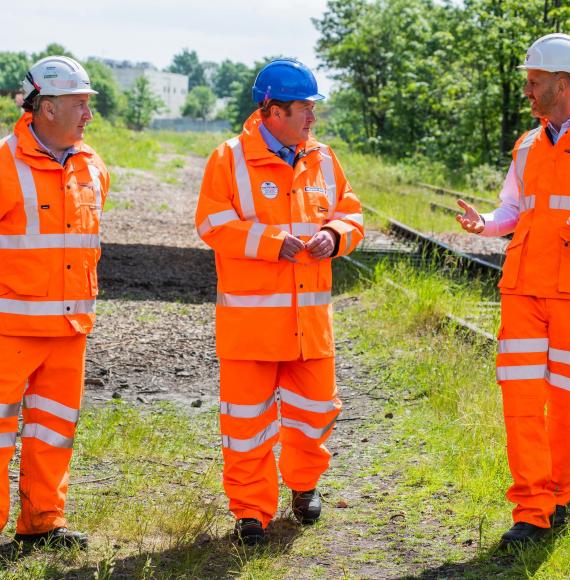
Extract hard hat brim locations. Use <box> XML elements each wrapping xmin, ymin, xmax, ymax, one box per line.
<box><xmin>517</xmin><ymin>64</ymin><xmax>570</xmax><ymax>73</ymax></box>
<box><xmin>305</xmin><ymin>93</ymin><xmax>326</xmax><ymax>101</ymax></box>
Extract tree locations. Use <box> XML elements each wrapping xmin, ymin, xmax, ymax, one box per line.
<box><xmin>167</xmin><ymin>49</ymin><xmax>205</xmax><ymax>90</ymax></box>
<box><xmin>123</xmin><ymin>76</ymin><xmax>163</xmax><ymax>131</ymax></box>
<box><xmin>83</xmin><ymin>60</ymin><xmax>123</xmax><ymax>119</ymax></box>
<box><xmin>213</xmin><ymin>59</ymin><xmax>249</xmax><ymax>98</ymax></box>
<box><xmin>182</xmin><ymin>85</ymin><xmax>216</xmax><ymax>119</ymax></box>
<box><xmin>0</xmin><ymin>52</ymin><xmax>30</xmax><ymax>91</ymax></box>
<box><xmin>0</xmin><ymin>96</ymin><xmax>21</xmax><ymax>126</ymax></box>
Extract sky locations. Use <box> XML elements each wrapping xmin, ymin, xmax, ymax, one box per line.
<box><xmin>1</xmin><ymin>0</ymin><xmax>334</xmax><ymax>95</ymax></box>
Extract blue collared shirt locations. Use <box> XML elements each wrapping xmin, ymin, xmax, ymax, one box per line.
<box><xmin>259</xmin><ymin>123</ymin><xmax>297</xmax><ymax>166</ymax></box>
<box><xmin>547</xmin><ymin>117</ymin><xmax>570</xmax><ymax>144</ymax></box>
<box><xmin>28</xmin><ymin>124</ymin><xmax>77</xmax><ymax>166</ymax></box>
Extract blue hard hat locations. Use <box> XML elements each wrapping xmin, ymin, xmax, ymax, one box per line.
<box><xmin>252</xmin><ymin>59</ymin><xmax>325</xmax><ymax>103</ymax></box>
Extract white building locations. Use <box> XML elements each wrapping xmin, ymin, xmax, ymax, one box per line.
<box><xmin>93</xmin><ymin>58</ymin><xmax>188</xmax><ymax>119</ymax></box>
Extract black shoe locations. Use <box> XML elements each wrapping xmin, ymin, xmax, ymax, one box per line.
<box><xmin>292</xmin><ymin>488</ymin><xmax>321</xmax><ymax>525</ymax></box>
<box><xmin>13</xmin><ymin>527</ymin><xmax>88</xmax><ymax>550</ymax></box>
<box><xmin>499</xmin><ymin>522</ymin><xmax>551</xmax><ymax>549</ymax></box>
<box><xmin>552</xmin><ymin>504</ymin><xmax>568</xmax><ymax>528</ymax></box>
<box><xmin>234</xmin><ymin>518</ymin><xmax>264</xmax><ymax>546</ymax></box>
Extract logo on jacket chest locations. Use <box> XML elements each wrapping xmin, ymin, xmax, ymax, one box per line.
<box><xmin>260</xmin><ymin>181</ymin><xmax>279</xmax><ymax>199</ymax></box>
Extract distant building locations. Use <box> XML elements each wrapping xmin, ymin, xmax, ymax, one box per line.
<box><xmin>91</xmin><ymin>57</ymin><xmax>188</xmax><ymax>119</ymax></box>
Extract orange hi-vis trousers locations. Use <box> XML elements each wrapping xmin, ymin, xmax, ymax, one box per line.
<box><xmin>0</xmin><ymin>334</ymin><xmax>85</xmax><ymax>534</ymax></box>
<box><xmin>220</xmin><ymin>357</ymin><xmax>341</xmax><ymax>528</ymax></box>
<box><xmin>497</xmin><ymin>295</ymin><xmax>570</xmax><ymax>528</ymax></box>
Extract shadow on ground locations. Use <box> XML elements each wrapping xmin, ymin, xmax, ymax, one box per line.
<box><xmin>399</xmin><ymin>536</ymin><xmax>556</xmax><ymax>579</ymax></box>
<box><xmin>99</xmin><ymin>243</ymin><xmax>216</xmax><ymax>303</ymax></box>
<box><xmin>58</xmin><ymin>517</ymin><xmax>302</xmax><ymax>579</ymax></box>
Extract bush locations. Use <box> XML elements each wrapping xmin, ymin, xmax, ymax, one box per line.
<box><xmin>466</xmin><ymin>163</ymin><xmax>506</xmax><ymax>193</ymax></box>
<box><xmin>0</xmin><ymin>96</ymin><xmax>22</xmax><ymax>132</ymax></box>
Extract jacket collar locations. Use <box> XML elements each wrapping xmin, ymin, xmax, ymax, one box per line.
<box><xmin>13</xmin><ymin>112</ymin><xmax>93</xmax><ymax>169</ymax></box>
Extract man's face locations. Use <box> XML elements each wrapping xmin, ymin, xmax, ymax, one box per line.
<box><xmin>49</xmin><ymin>94</ymin><xmax>93</xmax><ymax>146</ymax></box>
<box><xmin>274</xmin><ymin>100</ymin><xmax>316</xmax><ymax>145</ymax></box>
<box><xmin>524</xmin><ymin>69</ymin><xmax>562</xmax><ymax>118</ymax></box>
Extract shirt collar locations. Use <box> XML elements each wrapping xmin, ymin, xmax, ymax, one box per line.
<box><xmin>28</xmin><ymin>124</ymin><xmax>77</xmax><ymax>165</ymax></box>
<box><xmin>547</xmin><ymin>117</ymin><xmax>570</xmax><ymax>143</ymax></box>
<box><xmin>258</xmin><ymin>123</ymin><xmax>296</xmax><ymax>155</ymax></box>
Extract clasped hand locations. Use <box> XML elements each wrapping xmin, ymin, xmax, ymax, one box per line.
<box><xmin>279</xmin><ymin>230</ymin><xmax>336</xmax><ymax>262</ymax></box>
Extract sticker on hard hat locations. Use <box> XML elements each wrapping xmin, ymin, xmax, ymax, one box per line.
<box><xmin>260</xmin><ymin>181</ymin><xmax>279</xmax><ymax>199</ymax></box>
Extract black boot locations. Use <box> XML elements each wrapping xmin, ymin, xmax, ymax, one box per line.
<box><xmin>499</xmin><ymin>522</ymin><xmax>551</xmax><ymax>549</ymax></box>
<box><xmin>13</xmin><ymin>527</ymin><xmax>88</xmax><ymax>550</ymax></box>
<box><xmin>292</xmin><ymin>489</ymin><xmax>321</xmax><ymax>525</ymax></box>
<box><xmin>234</xmin><ymin>518</ymin><xmax>264</xmax><ymax>546</ymax></box>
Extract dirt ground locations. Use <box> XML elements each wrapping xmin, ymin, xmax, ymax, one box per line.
<box><xmin>85</xmin><ymin>151</ymin><xmax>485</xmax><ymax>578</ymax></box>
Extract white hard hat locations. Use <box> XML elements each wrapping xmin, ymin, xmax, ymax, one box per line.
<box><xmin>22</xmin><ymin>55</ymin><xmax>97</xmax><ymax>109</ymax></box>
<box><xmin>518</xmin><ymin>33</ymin><xmax>570</xmax><ymax>73</ymax></box>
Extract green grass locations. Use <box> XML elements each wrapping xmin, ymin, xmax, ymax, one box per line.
<box><xmin>152</xmin><ymin>130</ymin><xmax>232</xmax><ymax>158</ymax></box>
<box><xmin>334</xmin><ymin>257</ymin><xmax>570</xmax><ymax>577</ymax></box>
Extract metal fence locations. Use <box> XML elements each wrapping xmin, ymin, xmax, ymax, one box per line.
<box><xmin>150</xmin><ymin>118</ymin><xmax>231</xmax><ymax>132</ymax></box>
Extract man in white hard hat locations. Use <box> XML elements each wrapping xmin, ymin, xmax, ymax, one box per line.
<box><xmin>0</xmin><ymin>55</ymin><xmax>109</xmax><ymax>550</ymax></box>
<box><xmin>456</xmin><ymin>33</ymin><xmax>570</xmax><ymax>548</ymax></box>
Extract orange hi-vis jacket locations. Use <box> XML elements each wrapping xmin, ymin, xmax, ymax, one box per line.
<box><xmin>0</xmin><ymin>113</ymin><xmax>109</xmax><ymax>337</ymax></box>
<box><xmin>500</xmin><ymin>120</ymin><xmax>570</xmax><ymax>299</ymax></box>
<box><xmin>196</xmin><ymin>111</ymin><xmax>364</xmax><ymax>361</ymax></box>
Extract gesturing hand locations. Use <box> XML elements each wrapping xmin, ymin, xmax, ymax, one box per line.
<box><xmin>279</xmin><ymin>234</ymin><xmax>305</xmax><ymax>262</ymax></box>
<box><xmin>456</xmin><ymin>199</ymin><xmax>485</xmax><ymax>234</ymax></box>
<box><xmin>306</xmin><ymin>229</ymin><xmax>337</xmax><ymax>260</ymax></box>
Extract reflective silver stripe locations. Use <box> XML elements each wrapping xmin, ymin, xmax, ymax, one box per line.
<box><xmin>197</xmin><ymin>208</ymin><xmax>240</xmax><ymax>237</ymax></box>
<box><xmin>496</xmin><ymin>364</ymin><xmax>547</xmax><ymax>381</ymax></box>
<box><xmin>0</xmin><ymin>299</ymin><xmax>96</xmax><ymax>316</ymax></box>
<box><xmin>227</xmin><ymin>137</ymin><xmax>257</xmax><ymax>221</ymax></box>
<box><xmin>281</xmin><ymin>416</ymin><xmax>337</xmax><ymax>439</ymax></box>
<box><xmin>319</xmin><ymin>145</ymin><xmax>337</xmax><ymax>217</ymax></box>
<box><xmin>217</xmin><ymin>293</ymin><xmax>292</xmax><ymax>308</ymax></box>
<box><xmin>0</xmin><ymin>233</ymin><xmax>100</xmax><ymax>250</ymax></box>
<box><xmin>331</xmin><ymin>212</ymin><xmax>364</xmax><ymax>225</ymax></box>
<box><xmin>547</xmin><ymin>371</ymin><xmax>570</xmax><ymax>391</ymax></box>
<box><xmin>21</xmin><ymin>423</ymin><xmax>74</xmax><ymax>448</ymax></box>
<box><xmin>0</xmin><ymin>403</ymin><xmax>20</xmax><ymax>419</ymax></box>
<box><xmin>345</xmin><ymin>230</ymin><xmax>353</xmax><ymax>252</ymax></box>
<box><xmin>24</xmin><ymin>394</ymin><xmax>79</xmax><ymax>423</ymax></box>
<box><xmin>222</xmin><ymin>420</ymin><xmax>279</xmax><ymax>452</ymax></box>
<box><xmin>519</xmin><ymin>195</ymin><xmax>535</xmax><ymax>212</ymax></box>
<box><xmin>7</xmin><ymin>135</ymin><xmax>40</xmax><ymax>235</ymax></box>
<box><xmin>245</xmin><ymin>223</ymin><xmax>266</xmax><ymax>258</ymax></box>
<box><xmin>87</xmin><ymin>164</ymin><xmax>103</xmax><ymax>211</ymax></box>
<box><xmin>0</xmin><ymin>432</ymin><xmax>17</xmax><ymax>448</ymax></box>
<box><xmin>549</xmin><ymin>195</ymin><xmax>570</xmax><ymax>210</ymax></box>
<box><xmin>220</xmin><ymin>393</ymin><xmax>275</xmax><ymax>418</ymax></box>
<box><xmin>515</xmin><ymin>127</ymin><xmax>541</xmax><ymax>196</ymax></box>
<box><xmin>550</xmin><ymin>347</ymin><xmax>570</xmax><ymax>365</ymax></box>
<box><xmin>279</xmin><ymin>387</ymin><xmax>339</xmax><ymax>414</ymax></box>
<box><xmin>277</xmin><ymin>223</ymin><xmax>291</xmax><ymax>233</ymax></box>
<box><xmin>498</xmin><ymin>338</ymin><xmax>548</xmax><ymax>354</ymax></box>
<box><xmin>291</xmin><ymin>223</ymin><xmax>320</xmax><ymax>237</ymax></box>
<box><xmin>298</xmin><ymin>291</ymin><xmax>332</xmax><ymax>307</ymax></box>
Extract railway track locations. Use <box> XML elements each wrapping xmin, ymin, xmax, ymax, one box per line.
<box><xmin>341</xmin><ymin>197</ymin><xmax>503</xmax><ymax>344</ymax></box>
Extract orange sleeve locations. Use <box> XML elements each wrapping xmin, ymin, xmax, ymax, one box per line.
<box><xmin>195</xmin><ymin>142</ymin><xmax>286</xmax><ymax>261</ymax></box>
<box><xmin>322</xmin><ymin>147</ymin><xmax>364</xmax><ymax>257</ymax></box>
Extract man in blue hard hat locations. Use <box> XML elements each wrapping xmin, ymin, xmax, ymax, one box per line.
<box><xmin>195</xmin><ymin>59</ymin><xmax>364</xmax><ymax>545</ymax></box>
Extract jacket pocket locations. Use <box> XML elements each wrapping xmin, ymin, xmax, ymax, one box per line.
<box><xmin>0</xmin><ymin>255</ymin><xmax>50</xmax><ymax>297</ymax></box>
<box><xmin>217</xmin><ymin>257</ymin><xmax>279</xmax><ymax>293</ymax></box>
<box><xmin>558</xmin><ymin>227</ymin><xmax>570</xmax><ymax>293</ymax></box>
<box><xmin>318</xmin><ymin>259</ymin><xmax>333</xmax><ymax>290</ymax></box>
<box><xmin>498</xmin><ymin>228</ymin><xmax>529</xmax><ymax>289</ymax></box>
<box><xmin>87</xmin><ymin>266</ymin><xmax>99</xmax><ymax>297</ymax></box>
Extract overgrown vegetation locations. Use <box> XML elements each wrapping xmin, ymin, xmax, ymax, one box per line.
<box><xmin>314</xmin><ymin>0</ymin><xmax>570</xmax><ymax>169</ymax></box>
